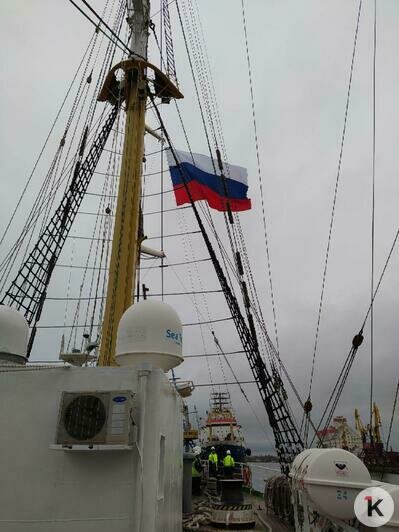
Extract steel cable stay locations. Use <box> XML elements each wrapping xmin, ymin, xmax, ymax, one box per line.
<box><xmin>0</xmin><ymin>74</ymin><xmax>95</xmax><ymax>286</ymax></box>
<box><xmin>171</xmin><ymin>5</ymin><xmax>310</xmax><ymax>449</ymax></box>
<box><xmin>178</xmin><ymin>0</ymin><xmax>246</xmax><ymax>286</ymax></box>
<box><xmin>79</xmin><ymin>162</ymin><xmax>114</xmax><ymax>344</ymax></box>
<box><xmin>149</xmin><ymin>20</ymin><xmax>241</xmax><ymax>303</ymax></box>
<box><xmin>148</xmin><ymin>16</ymin><xmax>252</xmax><ymax>394</ymax></box>
<box><xmin>39</xmin><ymin>0</ymin><xmax>124</xmax><ymax>244</ymax></box>
<box><xmin>212</xmin><ymin>330</ymin><xmax>275</xmax><ymax>448</ymax></box>
<box><xmin>311</xmin><ymin>220</ymin><xmax>399</xmax><ymax>447</ymax></box>
<box><xmin>34</xmin><ymin>316</ymin><xmax>234</xmax><ymax>330</ymax></box>
<box><xmin>181</xmin><ymin>0</ymin><xmax>242</xmax><ymax>280</ymax></box>
<box><xmin>153</xmin><ymin>3</ymin><xmax>314</xmax><ymax>444</ymax></box>
<box><xmin>171</xmin><ymin>2</ymin><xmax>239</xmax><ymax>290</ymax></box>
<box><xmin>87</xmin><ymin>92</ymin><xmax>126</xmax><ymax>349</ymax></box>
<box><xmin>151</xmin><ymin>91</ymin><xmax>303</xmax><ymax>474</ymax></box>
<box><xmin>0</xmin><ymin>114</ymin><xmax>109</xmax><ymax>299</ymax></box>
<box><xmin>38</xmin><ymin>10</ymin><xmax>106</xmax><ymax>236</ymax></box>
<box><xmin>166</xmin><ymin>256</ymin><xmax>227</xmax><ymax>394</ymax></box>
<box><xmin>53</xmin><ymin>106</ymin><xmax>116</xmax><ymax>351</ymax></box>
<box><xmin>176</xmin><ymin>0</ymin><xmax>242</xmax><ymax>288</ymax></box>
<box><xmin>369</xmin><ymin>0</ymin><xmax>377</xmax><ymax>432</ymax></box>
<box><xmin>239</xmin><ymin>0</ymin><xmax>280</xmax><ymax>358</ymax></box>
<box><xmin>2</xmin><ymin>105</ymin><xmax>120</xmax><ymax>356</ymax></box>
<box><xmin>174</xmin><ymin>216</ymin><xmax>217</xmax><ymax>392</ymax></box>
<box><xmin>303</xmin><ymin>0</ymin><xmax>363</xmax><ymax>445</ymax></box>
<box><xmin>81</xmin><ymin>16</ymin><xmax>129</xmax><ymax>346</ymax></box>
<box><xmin>66</xmin><ymin>0</ymin><xmax>144</xmax><ymax>60</ymax></box>
<box><xmin>177</xmin><ymin>0</ymin><xmax>285</xmax><ymax>391</ymax></box>
<box><xmin>162</xmin><ymin>0</ymin><xmax>268</xmax><ymax>383</ymax></box>
<box><xmin>384</xmin><ymin>380</ymin><xmax>399</xmax><ymax>457</ymax></box>
<box><xmin>0</xmin><ymin>108</ymin><xmax>111</xmax><ymax>290</ymax></box>
<box><xmin>0</xmin><ymin>0</ymin><xmax>127</xmax><ymax>352</ymax></box>
<box><xmin>0</xmin><ymin>31</ymin><xmax>98</xmax><ymax>252</ymax></box>
<box><xmin>174</xmin><ymin>205</ymin><xmax>230</xmax><ymax>391</ymax></box>
<box><xmin>43</xmin><ymin>289</ymin><xmax>223</xmax><ymax>302</ymax></box>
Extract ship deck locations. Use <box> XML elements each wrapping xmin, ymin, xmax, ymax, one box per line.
<box><xmin>187</xmin><ymin>492</ymin><xmax>292</xmax><ymax>531</ymax></box>
<box><xmin>248</xmin><ymin>493</ymin><xmax>292</xmax><ymax>532</ymax></box>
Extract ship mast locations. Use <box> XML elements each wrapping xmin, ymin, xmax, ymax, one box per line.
<box><xmin>98</xmin><ymin>0</ymin><xmax>150</xmax><ymax>366</ymax></box>
<box><xmin>98</xmin><ymin>0</ymin><xmax>182</xmax><ymax>365</ymax></box>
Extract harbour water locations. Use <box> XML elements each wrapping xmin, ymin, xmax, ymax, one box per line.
<box><xmin>250</xmin><ymin>462</ymin><xmax>280</xmax><ymax>493</ymax></box>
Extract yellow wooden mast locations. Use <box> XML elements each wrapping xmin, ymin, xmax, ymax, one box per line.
<box><xmin>98</xmin><ymin>1</ymin><xmax>183</xmax><ymax>366</ymax></box>
<box><xmin>97</xmin><ymin>0</ymin><xmax>149</xmax><ymax>367</ymax></box>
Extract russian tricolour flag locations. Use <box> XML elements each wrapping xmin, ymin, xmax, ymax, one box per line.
<box><xmin>166</xmin><ymin>148</ymin><xmax>251</xmax><ymax>212</ymax></box>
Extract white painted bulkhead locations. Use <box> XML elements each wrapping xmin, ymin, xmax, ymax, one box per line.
<box><xmin>0</xmin><ymin>365</ymin><xmax>183</xmax><ymax>532</ymax></box>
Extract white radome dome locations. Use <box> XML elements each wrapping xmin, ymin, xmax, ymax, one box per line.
<box><xmin>115</xmin><ymin>300</ymin><xmax>183</xmax><ymax>371</ymax></box>
<box><xmin>0</xmin><ymin>305</ymin><xmax>29</xmax><ymax>364</ymax></box>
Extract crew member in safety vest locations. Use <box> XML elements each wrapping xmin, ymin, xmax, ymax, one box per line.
<box><xmin>192</xmin><ymin>448</ymin><xmax>203</xmax><ymax>495</ymax></box>
<box><xmin>208</xmin><ymin>446</ymin><xmax>218</xmax><ymax>478</ymax></box>
<box><xmin>223</xmin><ymin>449</ymin><xmax>235</xmax><ymax>478</ymax></box>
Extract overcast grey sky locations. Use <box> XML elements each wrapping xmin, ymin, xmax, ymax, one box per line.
<box><xmin>0</xmin><ymin>0</ymin><xmax>398</xmax><ymax>453</ymax></box>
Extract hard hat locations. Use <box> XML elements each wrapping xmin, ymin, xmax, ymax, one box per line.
<box><xmin>226</xmin><ymin>450</ymin><xmax>231</xmax><ymax>454</ymax></box>
<box><xmin>193</xmin><ymin>446</ymin><xmax>201</xmax><ymax>455</ymax></box>
<box><xmin>211</xmin><ymin>446</ymin><xmax>215</xmax><ymax>451</ymax></box>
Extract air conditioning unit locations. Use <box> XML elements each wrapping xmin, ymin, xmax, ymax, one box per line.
<box><xmin>55</xmin><ymin>390</ymin><xmax>136</xmax><ymax>448</ymax></box>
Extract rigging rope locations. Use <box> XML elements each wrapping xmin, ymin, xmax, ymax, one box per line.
<box><xmin>171</xmin><ymin>2</ymin><xmax>239</xmax><ymax>289</ymax></box>
<box><xmin>179</xmin><ymin>0</ymin><xmax>286</xmax><ymax>398</ymax></box>
<box><xmin>174</xmin><ymin>0</ymin><xmax>270</xmax><ymax>372</ymax></box>
<box><xmin>66</xmin><ymin>0</ymin><xmax>145</xmax><ymax>60</ymax></box>
<box><xmin>313</xmin><ymin>216</ymin><xmax>399</xmax><ymax>443</ymax></box>
<box><xmin>212</xmin><ymin>330</ymin><xmax>275</xmax><ymax>447</ymax></box>
<box><xmin>150</xmin><ymin>15</ymin><xmax>244</xmax><ymax>391</ymax></box>
<box><xmin>385</xmin><ymin>379</ymin><xmax>399</xmax><ymax>455</ymax></box>
<box><xmin>240</xmin><ymin>0</ymin><xmax>280</xmax><ymax>355</ymax></box>
<box><xmin>0</xmin><ymin>34</ymin><xmax>96</xmax><ymax>251</ymax></box>
<box><xmin>369</xmin><ymin>0</ymin><xmax>377</xmax><ymax>433</ymax></box>
<box><xmin>0</xmin><ymin>66</ymin><xmax>108</xmax><ymax>295</ymax></box>
<box><xmin>307</xmin><ymin>0</ymin><xmax>363</xmax><ymax>402</ymax></box>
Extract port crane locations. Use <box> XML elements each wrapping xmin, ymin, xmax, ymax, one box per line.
<box><xmin>354</xmin><ymin>403</ymin><xmax>382</xmax><ymax>446</ymax></box>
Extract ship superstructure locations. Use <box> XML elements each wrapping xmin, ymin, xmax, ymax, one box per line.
<box><xmin>316</xmin><ymin>416</ymin><xmax>362</xmax><ymax>453</ymax></box>
<box><xmin>200</xmin><ymin>391</ymin><xmax>251</xmax><ymax>478</ymax></box>
<box><xmin>201</xmin><ymin>392</ymin><xmax>244</xmax><ymax>445</ymax></box>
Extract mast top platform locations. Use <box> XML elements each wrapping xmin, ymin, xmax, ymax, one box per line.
<box><xmin>98</xmin><ymin>58</ymin><xmax>184</xmax><ymax>105</ymax></box>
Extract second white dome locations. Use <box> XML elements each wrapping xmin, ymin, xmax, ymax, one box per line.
<box><xmin>115</xmin><ymin>300</ymin><xmax>183</xmax><ymax>372</ymax></box>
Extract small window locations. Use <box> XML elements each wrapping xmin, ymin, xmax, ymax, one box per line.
<box><xmin>158</xmin><ymin>435</ymin><xmax>165</xmax><ymax>499</ymax></box>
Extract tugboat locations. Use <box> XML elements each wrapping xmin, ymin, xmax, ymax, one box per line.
<box><xmin>200</xmin><ymin>391</ymin><xmax>252</xmax><ymax>486</ymax></box>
